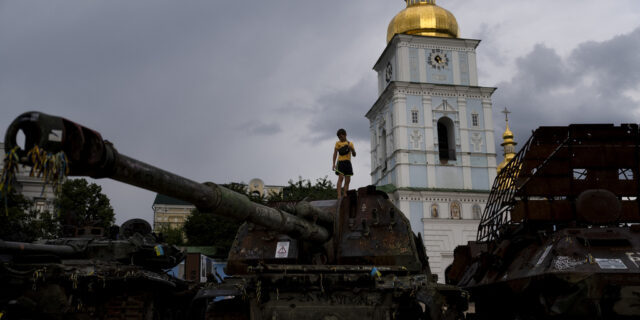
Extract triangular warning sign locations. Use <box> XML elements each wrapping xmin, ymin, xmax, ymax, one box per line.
<box><xmin>275</xmin><ymin>241</ymin><xmax>290</xmax><ymax>258</ymax></box>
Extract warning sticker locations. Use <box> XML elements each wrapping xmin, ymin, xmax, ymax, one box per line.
<box><xmin>595</xmin><ymin>258</ymin><xmax>627</xmax><ymax>270</ymax></box>
<box><xmin>275</xmin><ymin>241</ymin><xmax>290</xmax><ymax>259</ymax></box>
<box><xmin>48</xmin><ymin>129</ymin><xmax>63</xmax><ymax>142</ymax></box>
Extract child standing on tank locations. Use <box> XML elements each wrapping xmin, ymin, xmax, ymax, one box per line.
<box><xmin>332</xmin><ymin>128</ymin><xmax>356</xmax><ymax>198</ymax></box>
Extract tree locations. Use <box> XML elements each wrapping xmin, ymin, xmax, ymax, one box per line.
<box><xmin>182</xmin><ymin>182</ymin><xmax>247</xmax><ymax>255</ymax></box>
<box><xmin>156</xmin><ymin>225</ymin><xmax>185</xmax><ymax>246</ymax></box>
<box><xmin>0</xmin><ymin>191</ymin><xmax>59</xmax><ymax>241</ymax></box>
<box><xmin>55</xmin><ymin>178</ymin><xmax>115</xmax><ymax>232</ymax></box>
<box><xmin>183</xmin><ymin>209</ymin><xmax>241</xmax><ymax>253</ymax></box>
<box><xmin>268</xmin><ymin>176</ymin><xmax>337</xmax><ymax>202</ymax></box>
<box><xmin>182</xmin><ymin>178</ymin><xmax>336</xmax><ymax>257</ymax></box>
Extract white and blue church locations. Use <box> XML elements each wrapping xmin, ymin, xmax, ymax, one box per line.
<box><xmin>366</xmin><ymin>0</ymin><xmax>498</xmax><ymax>281</ymax></box>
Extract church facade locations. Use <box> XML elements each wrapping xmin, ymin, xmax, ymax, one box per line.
<box><xmin>366</xmin><ymin>0</ymin><xmax>498</xmax><ymax>281</ymax></box>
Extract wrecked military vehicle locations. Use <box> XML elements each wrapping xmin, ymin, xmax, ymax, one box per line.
<box><xmin>3</xmin><ymin>111</ymin><xmax>468</xmax><ymax>319</ymax></box>
<box><xmin>0</xmin><ymin>218</ymin><xmax>189</xmax><ymax>319</ymax></box>
<box><xmin>448</xmin><ymin>124</ymin><xmax>640</xmax><ymax>319</ymax></box>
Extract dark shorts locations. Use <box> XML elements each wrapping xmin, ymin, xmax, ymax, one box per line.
<box><xmin>335</xmin><ymin>160</ymin><xmax>353</xmax><ymax>176</ymax></box>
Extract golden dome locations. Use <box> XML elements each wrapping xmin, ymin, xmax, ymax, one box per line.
<box><xmin>502</xmin><ymin>123</ymin><xmax>514</xmax><ymax>141</ymax></box>
<box><xmin>387</xmin><ymin>0</ymin><xmax>459</xmax><ymax>43</ymax></box>
<box><xmin>497</xmin><ymin>109</ymin><xmax>517</xmax><ymax>174</ymax></box>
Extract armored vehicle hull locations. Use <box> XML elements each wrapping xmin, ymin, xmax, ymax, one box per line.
<box><xmin>0</xmin><ymin>221</ymin><xmax>191</xmax><ymax>320</ymax></box>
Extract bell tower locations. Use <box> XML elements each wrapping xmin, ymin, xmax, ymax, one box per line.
<box><xmin>365</xmin><ymin>0</ymin><xmax>498</xmax><ymax>282</ymax></box>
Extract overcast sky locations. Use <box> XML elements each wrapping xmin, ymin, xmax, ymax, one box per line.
<box><xmin>1</xmin><ymin>0</ymin><xmax>639</xmax><ymax>225</ymax></box>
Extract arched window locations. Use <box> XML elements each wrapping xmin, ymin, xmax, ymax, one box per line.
<box><xmin>437</xmin><ymin>117</ymin><xmax>456</xmax><ymax>161</ymax></box>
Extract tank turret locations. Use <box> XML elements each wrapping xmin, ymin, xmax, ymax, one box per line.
<box><xmin>3</xmin><ymin>111</ymin><xmax>468</xmax><ymax>319</ymax></box>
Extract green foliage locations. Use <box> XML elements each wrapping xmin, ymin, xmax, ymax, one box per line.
<box><xmin>156</xmin><ymin>225</ymin><xmax>185</xmax><ymax>246</ymax></box>
<box><xmin>181</xmin><ymin>178</ymin><xmax>335</xmax><ymax>257</ymax></box>
<box><xmin>181</xmin><ymin>182</ymin><xmax>256</xmax><ymax>255</ymax></box>
<box><xmin>0</xmin><ymin>191</ymin><xmax>59</xmax><ymax>241</ymax></box>
<box><xmin>183</xmin><ymin>208</ymin><xmax>241</xmax><ymax>253</ymax></box>
<box><xmin>268</xmin><ymin>176</ymin><xmax>337</xmax><ymax>202</ymax></box>
<box><xmin>225</xmin><ymin>182</ymin><xmax>265</xmax><ymax>204</ymax></box>
<box><xmin>55</xmin><ymin>178</ymin><xmax>115</xmax><ymax>231</ymax></box>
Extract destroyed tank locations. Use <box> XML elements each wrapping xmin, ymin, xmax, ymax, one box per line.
<box><xmin>0</xmin><ymin>218</ymin><xmax>190</xmax><ymax>319</ymax></box>
<box><xmin>4</xmin><ymin>111</ymin><xmax>468</xmax><ymax>320</ymax></box>
<box><xmin>447</xmin><ymin>124</ymin><xmax>640</xmax><ymax>319</ymax></box>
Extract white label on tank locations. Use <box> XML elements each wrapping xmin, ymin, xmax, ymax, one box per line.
<box><xmin>275</xmin><ymin>241</ymin><xmax>290</xmax><ymax>259</ymax></box>
<box><xmin>48</xmin><ymin>129</ymin><xmax>62</xmax><ymax>142</ymax></box>
<box><xmin>536</xmin><ymin>245</ymin><xmax>553</xmax><ymax>266</ymax></box>
<box><xmin>596</xmin><ymin>258</ymin><xmax>627</xmax><ymax>269</ymax></box>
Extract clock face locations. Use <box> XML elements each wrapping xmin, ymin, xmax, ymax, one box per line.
<box><xmin>428</xmin><ymin>49</ymin><xmax>449</xmax><ymax>70</ymax></box>
<box><xmin>385</xmin><ymin>62</ymin><xmax>393</xmax><ymax>82</ymax></box>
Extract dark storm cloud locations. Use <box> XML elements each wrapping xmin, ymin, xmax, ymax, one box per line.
<box><xmin>492</xmin><ymin>26</ymin><xmax>640</xmax><ymax>156</ymax></box>
<box><xmin>2</xmin><ymin>0</ymin><xmax>637</xmax><ymax>225</ymax></box>
<box><xmin>0</xmin><ymin>0</ymin><xmax>397</xmax><ymax>224</ymax></box>
<box><xmin>307</xmin><ymin>76</ymin><xmax>378</xmax><ymax>143</ymax></box>
<box><xmin>470</xmin><ymin>22</ymin><xmax>510</xmax><ymax>84</ymax></box>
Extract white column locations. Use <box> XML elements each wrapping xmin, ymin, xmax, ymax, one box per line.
<box><xmin>418</xmin><ymin>48</ymin><xmax>427</xmax><ymax>83</ymax></box>
<box><xmin>482</xmin><ymin>98</ymin><xmax>496</xmax><ymax>156</ymax></box>
<box><xmin>393</xmin><ymin>94</ymin><xmax>407</xmax><ymax>186</ymax></box>
<box><xmin>397</xmin><ymin>46</ymin><xmax>410</xmax><ymax>82</ymax></box>
<box><xmin>452</xmin><ymin>51</ymin><xmax>460</xmax><ymax>85</ymax></box>
<box><xmin>468</xmin><ymin>51</ymin><xmax>479</xmax><ymax>86</ymax></box>
<box><xmin>458</xmin><ymin>96</ymin><xmax>472</xmax><ymax>189</ymax></box>
<box><xmin>423</xmin><ymin>95</ymin><xmax>437</xmax><ymax>188</ymax></box>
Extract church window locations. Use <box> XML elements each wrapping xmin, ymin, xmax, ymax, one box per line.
<box><xmin>34</xmin><ymin>199</ymin><xmax>46</xmax><ymax>213</ymax></box>
<box><xmin>471</xmin><ymin>113</ymin><xmax>479</xmax><ymax>127</ymax></box>
<box><xmin>411</xmin><ymin>110</ymin><xmax>419</xmax><ymax>124</ymax></box>
<box><xmin>437</xmin><ymin>117</ymin><xmax>456</xmax><ymax>161</ymax></box>
<box><xmin>472</xmin><ymin>204</ymin><xmax>481</xmax><ymax>220</ymax></box>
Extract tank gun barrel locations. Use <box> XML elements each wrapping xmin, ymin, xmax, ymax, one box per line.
<box><xmin>4</xmin><ymin>112</ymin><xmax>330</xmax><ymax>243</ymax></box>
<box><xmin>0</xmin><ymin>239</ymin><xmax>76</xmax><ymax>256</ymax></box>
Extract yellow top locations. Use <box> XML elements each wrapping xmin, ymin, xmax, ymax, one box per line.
<box><xmin>387</xmin><ymin>0</ymin><xmax>459</xmax><ymax>43</ymax></box>
<box><xmin>335</xmin><ymin>141</ymin><xmax>354</xmax><ymax>161</ymax></box>
<box><xmin>497</xmin><ymin>109</ymin><xmax>517</xmax><ymax>173</ymax></box>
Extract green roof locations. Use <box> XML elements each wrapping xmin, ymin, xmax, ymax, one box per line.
<box><xmin>376</xmin><ymin>184</ymin><xmax>398</xmax><ymax>193</ymax></box>
<box><xmin>153</xmin><ymin>193</ymin><xmax>193</xmax><ymax>206</ymax></box>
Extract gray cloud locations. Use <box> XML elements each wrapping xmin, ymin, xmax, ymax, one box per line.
<box><xmin>241</xmin><ymin>121</ymin><xmax>282</xmax><ymax>136</ymax></box>
<box><xmin>1</xmin><ymin>0</ymin><xmax>639</xmax><ymax>226</ymax></box>
<box><xmin>492</xmin><ymin>27</ymin><xmax>640</xmax><ymax>160</ymax></box>
<box><xmin>307</xmin><ymin>76</ymin><xmax>378</xmax><ymax>143</ymax></box>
